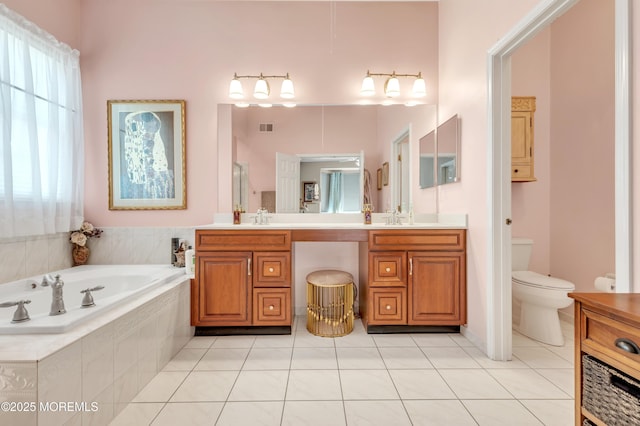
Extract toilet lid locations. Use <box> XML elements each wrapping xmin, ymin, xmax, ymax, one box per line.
<box><xmin>512</xmin><ymin>270</ymin><xmax>575</xmax><ymax>290</ymax></box>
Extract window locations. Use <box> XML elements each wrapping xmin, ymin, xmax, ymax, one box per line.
<box><xmin>0</xmin><ymin>5</ymin><xmax>84</xmax><ymax>238</ymax></box>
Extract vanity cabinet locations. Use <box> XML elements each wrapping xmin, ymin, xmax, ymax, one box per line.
<box><xmin>361</xmin><ymin>229</ymin><xmax>466</xmax><ymax>330</ymax></box>
<box><xmin>511</xmin><ymin>96</ymin><xmax>536</xmax><ymax>182</ymax></box>
<box><xmin>192</xmin><ymin>230</ymin><xmax>292</xmax><ymax>328</ymax></box>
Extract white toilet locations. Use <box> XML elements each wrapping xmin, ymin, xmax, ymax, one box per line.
<box><xmin>512</xmin><ymin>238</ymin><xmax>575</xmax><ymax>346</ymax></box>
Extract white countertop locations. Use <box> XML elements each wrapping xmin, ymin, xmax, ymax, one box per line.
<box><xmin>203</xmin><ymin>213</ymin><xmax>467</xmax><ymax>230</ymax></box>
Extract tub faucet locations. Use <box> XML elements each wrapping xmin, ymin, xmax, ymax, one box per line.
<box><xmin>49</xmin><ymin>275</ymin><xmax>66</xmax><ymax>316</ymax></box>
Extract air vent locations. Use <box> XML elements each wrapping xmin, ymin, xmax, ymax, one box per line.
<box><xmin>259</xmin><ymin>123</ymin><xmax>274</xmax><ymax>133</ymax></box>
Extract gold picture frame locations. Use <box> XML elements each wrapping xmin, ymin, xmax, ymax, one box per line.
<box><xmin>107</xmin><ymin>100</ymin><xmax>186</xmax><ymax>210</ymax></box>
<box><xmin>382</xmin><ymin>161</ymin><xmax>389</xmax><ymax>186</ymax></box>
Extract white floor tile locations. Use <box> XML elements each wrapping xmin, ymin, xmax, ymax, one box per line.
<box><xmin>404</xmin><ymin>399</ymin><xmax>477</xmax><ymax>425</ymax></box>
<box><xmin>194</xmin><ymin>347</ymin><xmax>249</xmax><ymax>371</ymax></box>
<box><xmin>243</xmin><ymin>347</ymin><xmax>293</xmax><ymax>370</ymax></box>
<box><xmin>161</xmin><ymin>348</ymin><xmax>206</xmax><ymax>371</ymax></box>
<box><xmin>228</xmin><ymin>370</ymin><xmax>289</xmax><ymax>401</ymax></box>
<box><xmin>512</xmin><ymin>332</ymin><xmax>544</xmax><ymax>347</ymax></box>
<box><xmin>253</xmin><ymin>334</ymin><xmax>295</xmax><ymax>348</ymax></box>
<box><xmin>462</xmin><ymin>346</ymin><xmax>529</xmax><ymax>369</ymax></box>
<box><xmin>333</xmin><ymin>331</ymin><xmax>377</xmax><ymax>348</ymax></box>
<box><xmin>109</xmin><ymin>402</ymin><xmax>164</xmax><ymax>426</ymax></box>
<box><xmin>293</xmin><ymin>331</ymin><xmax>336</xmax><ymax>348</ymax></box>
<box><xmin>344</xmin><ymin>400</ymin><xmax>412</xmax><ymax>426</ymax></box>
<box><xmin>282</xmin><ymin>401</ymin><xmax>346</xmax><ymax>426</ymax></box>
<box><xmin>389</xmin><ymin>369</ymin><xmax>456</xmax><ymax>399</ymax></box>
<box><xmin>132</xmin><ymin>371</ymin><xmax>189</xmax><ymax>402</ymax></box>
<box><xmin>520</xmin><ymin>398</ymin><xmax>574</xmax><ymax>426</ymax></box>
<box><xmin>290</xmin><ymin>347</ymin><xmax>338</xmax><ymax>369</ymax></box>
<box><xmin>372</xmin><ymin>334</ymin><xmax>417</xmax><ymax>347</ymax></box>
<box><xmin>151</xmin><ymin>402</ymin><xmax>223</xmax><ymax>425</ymax></box>
<box><xmin>216</xmin><ymin>401</ymin><xmax>284</xmax><ymax>426</ymax></box>
<box><xmin>340</xmin><ymin>370</ymin><xmax>399</xmax><ymax>400</ymax></box>
<box><xmin>439</xmin><ymin>369</ymin><xmax>512</xmax><ymax>399</ymax></box>
<box><xmin>379</xmin><ymin>346</ymin><xmax>433</xmax><ymax>369</ymax></box>
<box><xmin>170</xmin><ymin>371</ymin><xmax>238</xmax><ymax>402</ymax></box>
<box><xmin>512</xmin><ymin>347</ymin><xmax>573</xmax><ymax>369</ymax></box>
<box><xmin>487</xmin><ymin>368</ymin><xmax>571</xmax><ymax>399</ymax></box>
<box><xmin>336</xmin><ymin>347</ymin><xmax>385</xmax><ymax>369</ymax></box>
<box><xmin>410</xmin><ymin>333</ymin><xmax>459</xmax><ymax>347</ymax></box>
<box><xmin>211</xmin><ymin>335</ymin><xmax>256</xmax><ymax>349</ymax></box>
<box><xmin>535</xmin><ymin>368</ymin><xmax>575</xmax><ymax>398</ymax></box>
<box><xmin>463</xmin><ymin>399</ymin><xmax>543</xmax><ymax>425</ymax></box>
<box><xmin>183</xmin><ymin>336</ymin><xmax>216</xmax><ymax>349</ymax></box>
<box><xmin>286</xmin><ymin>369</ymin><xmax>342</xmax><ymax>400</ymax></box>
<box><xmin>421</xmin><ymin>346</ymin><xmax>482</xmax><ymax>369</ymax></box>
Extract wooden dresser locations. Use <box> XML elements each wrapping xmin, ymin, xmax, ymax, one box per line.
<box><xmin>570</xmin><ymin>293</ymin><xmax>640</xmax><ymax>425</ymax></box>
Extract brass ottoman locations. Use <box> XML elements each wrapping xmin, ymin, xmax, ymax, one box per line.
<box><xmin>306</xmin><ymin>269</ymin><xmax>356</xmax><ymax>337</ymax></box>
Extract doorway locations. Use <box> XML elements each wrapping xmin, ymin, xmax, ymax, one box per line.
<box><xmin>487</xmin><ymin>0</ymin><xmax>631</xmax><ymax>360</ymax></box>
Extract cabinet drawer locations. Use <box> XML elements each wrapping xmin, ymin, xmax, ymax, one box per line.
<box><xmin>511</xmin><ymin>165</ymin><xmax>533</xmax><ymax>180</ymax></box>
<box><xmin>254</xmin><ymin>252</ymin><xmax>291</xmax><ymax>287</ymax></box>
<box><xmin>369</xmin><ymin>230</ymin><xmax>465</xmax><ymax>251</ymax></box>
<box><xmin>196</xmin><ymin>230</ymin><xmax>291</xmax><ymax>251</ymax></box>
<box><xmin>253</xmin><ymin>288</ymin><xmax>291</xmax><ymax>326</ymax></box>
<box><xmin>369</xmin><ymin>252</ymin><xmax>406</xmax><ymax>287</ymax></box>
<box><xmin>583</xmin><ymin>308</ymin><xmax>640</xmax><ymax>373</ymax></box>
<box><xmin>368</xmin><ymin>288</ymin><xmax>406</xmax><ymax>325</ymax></box>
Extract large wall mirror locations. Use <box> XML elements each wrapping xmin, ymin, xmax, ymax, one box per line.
<box><xmin>226</xmin><ymin>104</ymin><xmax>436</xmax><ymax>214</ymax></box>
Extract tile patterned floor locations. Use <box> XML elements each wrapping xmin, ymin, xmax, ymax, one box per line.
<box><xmin>110</xmin><ymin>318</ymin><xmax>575</xmax><ymax>425</ymax></box>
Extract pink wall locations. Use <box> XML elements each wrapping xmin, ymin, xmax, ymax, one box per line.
<box><xmin>511</xmin><ymin>28</ymin><xmax>552</xmax><ymax>274</ymax></box>
<box><xmin>549</xmin><ymin>0</ymin><xmax>615</xmax><ymax>291</ymax></box>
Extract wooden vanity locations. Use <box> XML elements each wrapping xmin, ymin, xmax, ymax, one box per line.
<box><xmin>191</xmin><ymin>226</ymin><xmax>466</xmax><ymax>334</ymax></box>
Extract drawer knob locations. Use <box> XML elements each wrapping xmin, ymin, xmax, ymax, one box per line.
<box><xmin>268</xmin><ymin>267</ymin><xmax>274</xmax><ymax>272</ymax></box>
<box><xmin>615</xmin><ymin>337</ymin><xmax>640</xmax><ymax>354</ymax></box>
<box><xmin>386</xmin><ymin>305</ymin><xmax>391</xmax><ymax>310</ymax></box>
<box><xmin>269</xmin><ymin>305</ymin><xmax>274</xmax><ymax>310</ymax></box>
<box><xmin>385</xmin><ymin>267</ymin><xmax>391</xmax><ymax>272</ymax></box>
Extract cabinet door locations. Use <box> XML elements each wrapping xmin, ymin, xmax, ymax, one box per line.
<box><xmin>368</xmin><ymin>287</ymin><xmax>407</xmax><ymax>325</ymax></box>
<box><xmin>195</xmin><ymin>252</ymin><xmax>252</xmax><ymax>326</ymax></box>
<box><xmin>408</xmin><ymin>251</ymin><xmax>466</xmax><ymax>325</ymax></box>
<box><xmin>253</xmin><ymin>252</ymin><xmax>291</xmax><ymax>287</ymax></box>
<box><xmin>511</xmin><ymin>96</ymin><xmax>536</xmax><ymax>182</ymax></box>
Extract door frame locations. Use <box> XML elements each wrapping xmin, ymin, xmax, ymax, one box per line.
<box><xmin>486</xmin><ymin>0</ymin><xmax>632</xmax><ymax>360</ymax></box>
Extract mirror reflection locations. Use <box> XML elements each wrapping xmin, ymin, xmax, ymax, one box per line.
<box><xmin>437</xmin><ymin>114</ymin><xmax>460</xmax><ymax>185</ymax></box>
<box><xmin>230</xmin><ymin>104</ymin><xmax>435</xmax><ymax>213</ymax></box>
<box><xmin>419</xmin><ymin>130</ymin><xmax>436</xmax><ymax>188</ymax></box>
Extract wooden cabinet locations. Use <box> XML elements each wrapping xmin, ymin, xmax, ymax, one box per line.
<box><xmin>192</xmin><ymin>230</ymin><xmax>292</xmax><ymax>329</ymax></box>
<box><xmin>361</xmin><ymin>229</ymin><xmax>466</xmax><ymax>330</ymax></box>
<box><xmin>570</xmin><ymin>293</ymin><xmax>640</xmax><ymax>425</ymax></box>
<box><xmin>511</xmin><ymin>96</ymin><xmax>536</xmax><ymax>182</ymax></box>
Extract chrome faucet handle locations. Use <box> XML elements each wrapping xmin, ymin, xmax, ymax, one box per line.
<box><xmin>80</xmin><ymin>286</ymin><xmax>104</xmax><ymax>307</ymax></box>
<box><xmin>0</xmin><ymin>300</ymin><xmax>31</xmax><ymax>323</ymax></box>
<box><xmin>41</xmin><ymin>274</ymin><xmax>54</xmax><ymax>286</ymax></box>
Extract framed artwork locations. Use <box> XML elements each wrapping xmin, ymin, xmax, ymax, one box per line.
<box><xmin>107</xmin><ymin>100</ymin><xmax>186</xmax><ymax>210</ymax></box>
<box><xmin>382</xmin><ymin>162</ymin><xmax>389</xmax><ymax>186</ymax></box>
<box><xmin>303</xmin><ymin>181</ymin><xmax>316</xmax><ymax>202</ymax></box>
<box><xmin>377</xmin><ymin>168</ymin><xmax>382</xmax><ymax>190</ymax></box>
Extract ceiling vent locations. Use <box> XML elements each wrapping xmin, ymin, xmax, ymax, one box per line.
<box><xmin>259</xmin><ymin>123</ymin><xmax>274</xmax><ymax>133</ymax></box>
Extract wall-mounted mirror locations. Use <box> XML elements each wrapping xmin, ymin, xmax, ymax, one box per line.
<box><xmin>436</xmin><ymin>114</ymin><xmax>460</xmax><ymax>185</ymax></box>
<box><xmin>228</xmin><ymin>104</ymin><xmax>436</xmax><ymax>213</ymax></box>
<box><xmin>419</xmin><ymin>130</ymin><xmax>436</xmax><ymax>188</ymax></box>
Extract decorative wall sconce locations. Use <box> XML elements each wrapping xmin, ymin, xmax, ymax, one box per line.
<box><xmin>360</xmin><ymin>70</ymin><xmax>426</xmax><ymax>98</ymax></box>
<box><xmin>229</xmin><ymin>72</ymin><xmax>295</xmax><ymax>107</ymax></box>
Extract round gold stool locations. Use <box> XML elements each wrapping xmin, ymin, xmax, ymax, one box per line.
<box><xmin>306</xmin><ymin>269</ymin><xmax>356</xmax><ymax>337</ymax></box>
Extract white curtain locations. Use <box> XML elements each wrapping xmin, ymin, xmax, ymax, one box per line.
<box><xmin>0</xmin><ymin>5</ymin><xmax>84</xmax><ymax>238</ymax></box>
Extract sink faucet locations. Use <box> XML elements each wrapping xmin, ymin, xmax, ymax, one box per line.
<box><xmin>49</xmin><ymin>275</ymin><xmax>66</xmax><ymax>316</ymax></box>
<box><xmin>41</xmin><ymin>274</ymin><xmax>55</xmax><ymax>287</ymax></box>
<box><xmin>386</xmin><ymin>209</ymin><xmax>404</xmax><ymax>225</ymax></box>
<box><xmin>254</xmin><ymin>208</ymin><xmax>271</xmax><ymax>225</ymax></box>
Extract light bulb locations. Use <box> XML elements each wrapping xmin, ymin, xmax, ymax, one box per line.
<box><xmin>283</xmin><ymin>102</ymin><xmax>297</xmax><ymax>108</ymax></box>
<box><xmin>229</xmin><ymin>77</ymin><xmax>244</xmax><ymax>99</ymax></box>
<box><xmin>254</xmin><ymin>78</ymin><xmax>270</xmax><ymax>99</ymax></box>
<box><xmin>234</xmin><ymin>102</ymin><xmax>250</xmax><ymax>108</ymax></box>
<box><xmin>384</xmin><ymin>76</ymin><xmax>400</xmax><ymax>97</ymax></box>
<box><xmin>280</xmin><ymin>77</ymin><xmax>295</xmax><ymax>99</ymax></box>
<box><xmin>360</xmin><ymin>76</ymin><xmax>375</xmax><ymax>96</ymax></box>
<box><xmin>258</xmin><ymin>103</ymin><xmax>273</xmax><ymax>108</ymax></box>
<box><xmin>412</xmin><ymin>76</ymin><xmax>426</xmax><ymax>97</ymax></box>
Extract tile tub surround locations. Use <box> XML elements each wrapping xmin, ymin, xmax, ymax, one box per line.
<box><xmin>0</xmin><ymin>227</ymin><xmax>196</xmax><ymax>285</ymax></box>
<box><xmin>0</xmin><ymin>276</ymin><xmax>192</xmax><ymax>426</ymax></box>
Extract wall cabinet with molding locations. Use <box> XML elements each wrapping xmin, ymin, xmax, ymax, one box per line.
<box><xmin>511</xmin><ymin>96</ymin><xmax>536</xmax><ymax>182</ymax></box>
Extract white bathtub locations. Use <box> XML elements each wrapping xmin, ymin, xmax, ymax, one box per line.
<box><xmin>0</xmin><ymin>264</ymin><xmax>186</xmax><ymax>334</ymax></box>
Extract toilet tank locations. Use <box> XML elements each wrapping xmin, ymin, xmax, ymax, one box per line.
<box><xmin>512</xmin><ymin>238</ymin><xmax>533</xmax><ymax>271</ymax></box>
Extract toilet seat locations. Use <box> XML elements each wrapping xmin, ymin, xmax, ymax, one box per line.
<box><xmin>512</xmin><ymin>270</ymin><xmax>574</xmax><ymax>291</ymax></box>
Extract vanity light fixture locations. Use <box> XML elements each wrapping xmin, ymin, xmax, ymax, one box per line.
<box><xmin>360</xmin><ymin>70</ymin><xmax>426</xmax><ymax>98</ymax></box>
<box><xmin>228</xmin><ymin>72</ymin><xmax>295</xmax><ymax>105</ymax></box>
